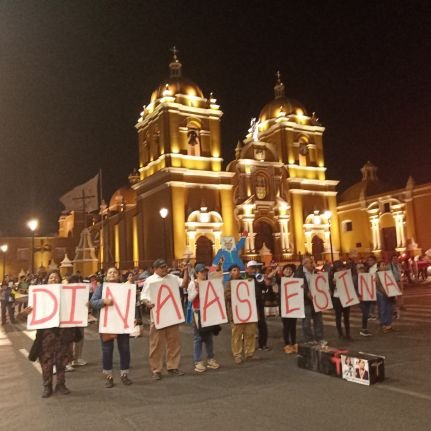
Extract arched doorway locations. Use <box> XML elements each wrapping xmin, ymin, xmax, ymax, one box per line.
<box><xmin>312</xmin><ymin>235</ymin><xmax>324</xmax><ymax>261</ymax></box>
<box><xmin>254</xmin><ymin>220</ymin><xmax>274</xmax><ymax>254</ymax></box>
<box><xmin>380</xmin><ymin>213</ymin><xmax>397</xmax><ymax>260</ymax></box>
<box><xmin>195</xmin><ymin>236</ymin><xmax>213</xmax><ymax>266</ymax></box>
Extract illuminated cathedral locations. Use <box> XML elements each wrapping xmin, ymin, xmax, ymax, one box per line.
<box><xmin>2</xmin><ymin>50</ymin><xmax>430</xmax><ymax>277</ymax></box>
<box><xmin>90</xmin><ymin>50</ymin><xmax>342</xmax><ymax>269</ymax></box>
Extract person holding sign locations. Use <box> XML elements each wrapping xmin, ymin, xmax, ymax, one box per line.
<box><xmin>330</xmin><ymin>261</ymin><xmax>352</xmax><ymax>340</ymax></box>
<box><xmin>278</xmin><ymin>264</ymin><xmax>300</xmax><ymax>354</ymax></box>
<box><xmin>224</xmin><ymin>264</ymin><xmax>257</xmax><ymax>364</ymax></box>
<box><xmin>295</xmin><ymin>256</ymin><xmax>325</xmax><ymax>343</ymax></box>
<box><xmin>355</xmin><ymin>263</ymin><xmax>373</xmax><ymax>337</ymax></box>
<box><xmin>141</xmin><ymin>259</ymin><xmax>189</xmax><ymax>380</ymax></box>
<box><xmin>26</xmin><ymin>271</ymin><xmax>81</xmax><ymax>398</ymax></box>
<box><xmin>187</xmin><ymin>263</ymin><xmax>221</xmax><ymax>373</ymax></box>
<box><xmin>90</xmin><ymin>267</ymin><xmax>133</xmax><ymax>388</ymax></box>
<box><xmin>375</xmin><ymin>262</ymin><xmax>395</xmax><ymax>333</ymax></box>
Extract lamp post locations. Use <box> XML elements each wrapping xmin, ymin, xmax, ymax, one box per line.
<box><xmin>159</xmin><ymin>208</ymin><xmax>168</xmax><ymax>259</ymax></box>
<box><xmin>27</xmin><ymin>219</ymin><xmax>39</xmax><ymax>274</ymax></box>
<box><xmin>324</xmin><ymin>210</ymin><xmax>334</xmax><ymax>264</ymax></box>
<box><xmin>0</xmin><ymin>244</ymin><xmax>8</xmax><ymax>280</ymax></box>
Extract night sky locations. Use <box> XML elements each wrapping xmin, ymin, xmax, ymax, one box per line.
<box><xmin>1</xmin><ymin>1</ymin><xmax>430</xmax><ymax>236</ymax></box>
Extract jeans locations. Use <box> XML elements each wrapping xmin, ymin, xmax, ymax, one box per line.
<box><xmin>302</xmin><ymin>303</ymin><xmax>324</xmax><ymax>342</ymax></box>
<box><xmin>101</xmin><ymin>334</ymin><xmax>130</xmax><ymax>374</ymax></box>
<box><xmin>377</xmin><ymin>293</ymin><xmax>393</xmax><ymax>326</ymax></box>
<box><xmin>1</xmin><ymin>301</ymin><xmax>15</xmax><ymax>325</ymax></box>
<box><xmin>360</xmin><ymin>301</ymin><xmax>372</xmax><ymax>329</ymax></box>
<box><xmin>193</xmin><ymin>326</ymin><xmax>214</xmax><ymax>362</ymax></box>
<box><xmin>282</xmin><ymin>318</ymin><xmax>297</xmax><ymax>345</ymax></box>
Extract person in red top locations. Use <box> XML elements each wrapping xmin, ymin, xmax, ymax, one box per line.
<box><xmin>187</xmin><ymin>263</ymin><xmax>221</xmax><ymax>373</ymax></box>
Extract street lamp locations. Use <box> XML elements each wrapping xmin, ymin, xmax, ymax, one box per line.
<box><xmin>27</xmin><ymin>218</ymin><xmax>39</xmax><ymax>274</ymax></box>
<box><xmin>324</xmin><ymin>210</ymin><xmax>334</xmax><ymax>264</ymax></box>
<box><xmin>0</xmin><ymin>244</ymin><xmax>8</xmax><ymax>280</ymax></box>
<box><xmin>159</xmin><ymin>208</ymin><xmax>168</xmax><ymax>259</ymax></box>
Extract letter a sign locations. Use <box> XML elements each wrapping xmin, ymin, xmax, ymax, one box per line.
<box><xmin>150</xmin><ymin>279</ymin><xmax>185</xmax><ymax>329</ymax></box>
<box><xmin>199</xmin><ymin>279</ymin><xmax>228</xmax><ymax>327</ymax></box>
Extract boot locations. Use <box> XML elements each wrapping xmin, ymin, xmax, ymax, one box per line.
<box><xmin>55</xmin><ymin>383</ymin><xmax>70</xmax><ymax>395</ymax></box>
<box><xmin>42</xmin><ymin>385</ymin><xmax>52</xmax><ymax>398</ymax></box>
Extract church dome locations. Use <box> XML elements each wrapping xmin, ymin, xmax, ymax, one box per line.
<box><xmin>150</xmin><ymin>76</ymin><xmax>204</xmax><ymax>102</ymax></box>
<box><xmin>340</xmin><ymin>162</ymin><xmax>395</xmax><ymax>203</ymax></box>
<box><xmin>109</xmin><ymin>187</ymin><xmax>137</xmax><ymax>210</ymax></box>
<box><xmin>259</xmin><ymin>96</ymin><xmax>307</xmax><ymax>122</ymax></box>
<box><xmin>150</xmin><ymin>48</ymin><xmax>204</xmax><ymax>103</ymax></box>
<box><xmin>258</xmin><ymin>72</ymin><xmax>308</xmax><ymax>122</ymax></box>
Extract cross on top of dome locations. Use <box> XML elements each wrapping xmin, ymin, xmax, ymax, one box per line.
<box><xmin>169</xmin><ymin>45</ymin><xmax>182</xmax><ymax>77</ymax></box>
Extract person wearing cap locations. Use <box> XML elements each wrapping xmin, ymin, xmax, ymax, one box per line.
<box><xmin>187</xmin><ymin>263</ymin><xmax>221</xmax><ymax>373</ymax></box>
<box><xmin>141</xmin><ymin>258</ymin><xmax>189</xmax><ymax>380</ymax></box>
<box><xmin>245</xmin><ymin>260</ymin><xmax>270</xmax><ymax>351</ymax></box>
<box><xmin>225</xmin><ymin>264</ymin><xmax>257</xmax><ymax>364</ymax></box>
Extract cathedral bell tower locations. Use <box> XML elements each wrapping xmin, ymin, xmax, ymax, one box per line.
<box><xmin>228</xmin><ymin>71</ymin><xmax>340</xmax><ymax>262</ymax></box>
<box><xmin>133</xmin><ymin>48</ymin><xmax>235</xmax><ymax>264</ymax></box>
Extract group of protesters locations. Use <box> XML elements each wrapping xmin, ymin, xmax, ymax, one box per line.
<box><xmin>0</xmin><ymin>250</ymin><xmax>410</xmax><ymax>398</ymax></box>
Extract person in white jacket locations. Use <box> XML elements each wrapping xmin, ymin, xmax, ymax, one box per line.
<box><xmin>187</xmin><ymin>263</ymin><xmax>221</xmax><ymax>373</ymax></box>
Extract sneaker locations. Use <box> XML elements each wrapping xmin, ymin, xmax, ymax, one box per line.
<box><xmin>368</xmin><ymin>314</ymin><xmax>377</xmax><ymax>320</ymax></box>
<box><xmin>194</xmin><ymin>362</ymin><xmax>207</xmax><ymax>373</ymax></box>
<box><xmin>120</xmin><ymin>374</ymin><xmax>133</xmax><ymax>385</ymax></box>
<box><xmin>152</xmin><ymin>372</ymin><xmax>162</xmax><ymax>381</ymax></box>
<box><xmin>55</xmin><ymin>383</ymin><xmax>70</xmax><ymax>395</ymax></box>
<box><xmin>360</xmin><ymin>329</ymin><xmax>373</xmax><ymax>337</ymax></box>
<box><xmin>234</xmin><ymin>357</ymin><xmax>243</xmax><ymax>365</ymax></box>
<box><xmin>65</xmin><ymin>364</ymin><xmax>75</xmax><ymax>372</ymax></box>
<box><xmin>167</xmin><ymin>368</ymin><xmax>185</xmax><ymax>376</ymax></box>
<box><xmin>261</xmin><ymin>346</ymin><xmax>272</xmax><ymax>351</ymax></box>
<box><xmin>104</xmin><ymin>375</ymin><xmax>114</xmax><ymax>388</ymax></box>
<box><xmin>206</xmin><ymin>358</ymin><xmax>220</xmax><ymax>369</ymax></box>
<box><xmin>72</xmin><ymin>359</ymin><xmax>87</xmax><ymax>367</ymax></box>
<box><xmin>42</xmin><ymin>386</ymin><xmax>53</xmax><ymax>398</ymax></box>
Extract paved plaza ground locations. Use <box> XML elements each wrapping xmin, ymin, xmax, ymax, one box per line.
<box><xmin>1</xmin><ymin>283</ymin><xmax>431</xmax><ymax>431</ymax></box>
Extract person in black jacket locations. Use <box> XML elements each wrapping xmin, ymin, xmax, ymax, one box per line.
<box><xmin>246</xmin><ymin>260</ymin><xmax>270</xmax><ymax>351</ymax></box>
<box><xmin>295</xmin><ymin>256</ymin><xmax>324</xmax><ymax>343</ymax></box>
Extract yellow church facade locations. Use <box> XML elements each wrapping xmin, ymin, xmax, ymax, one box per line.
<box><xmin>91</xmin><ymin>53</ymin><xmax>343</xmax><ymax>269</ymax></box>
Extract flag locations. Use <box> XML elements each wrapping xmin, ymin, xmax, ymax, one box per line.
<box><xmin>60</xmin><ymin>173</ymin><xmax>99</xmax><ymax>213</ymax></box>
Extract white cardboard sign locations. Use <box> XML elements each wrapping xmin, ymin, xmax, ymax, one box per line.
<box><xmin>27</xmin><ymin>284</ymin><xmax>61</xmax><ymax>330</ymax></box>
<box><xmin>335</xmin><ymin>270</ymin><xmax>360</xmax><ymax>308</ymax></box>
<box><xmin>230</xmin><ymin>279</ymin><xmax>258</xmax><ymax>324</ymax></box>
<box><xmin>199</xmin><ymin>279</ymin><xmax>228</xmax><ymax>327</ymax></box>
<box><xmin>358</xmin><ymin>273</ymin><xmax>376</xmax><ymax>301</ymax></box>
<box><xmin>59</xmin><ymin>284</ymin><xmax>89</xmax><ymax>328</ymax></box>
<box><xmin>378</xmin><ymin>270</ymin><xmax>402</xmax><ymax>297</ymax></box>
<box><xmin>309</xmin><ymin>272</ymin><xmax>333</xmax><ymax>312</ymax></box>
<box><xmin>149</xmin><ymin>279</ymin><xmax>185</xmax><ymax>329</ymax></box>
<box><xmin>99</xmin><ymin>283</ymin><xmax>136</xmax><ymax>334</ymax></box>
<box><xmin>280</xmin><ymin>277</ymin><xmax>305</xmax><ymax>318</ymax></box>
